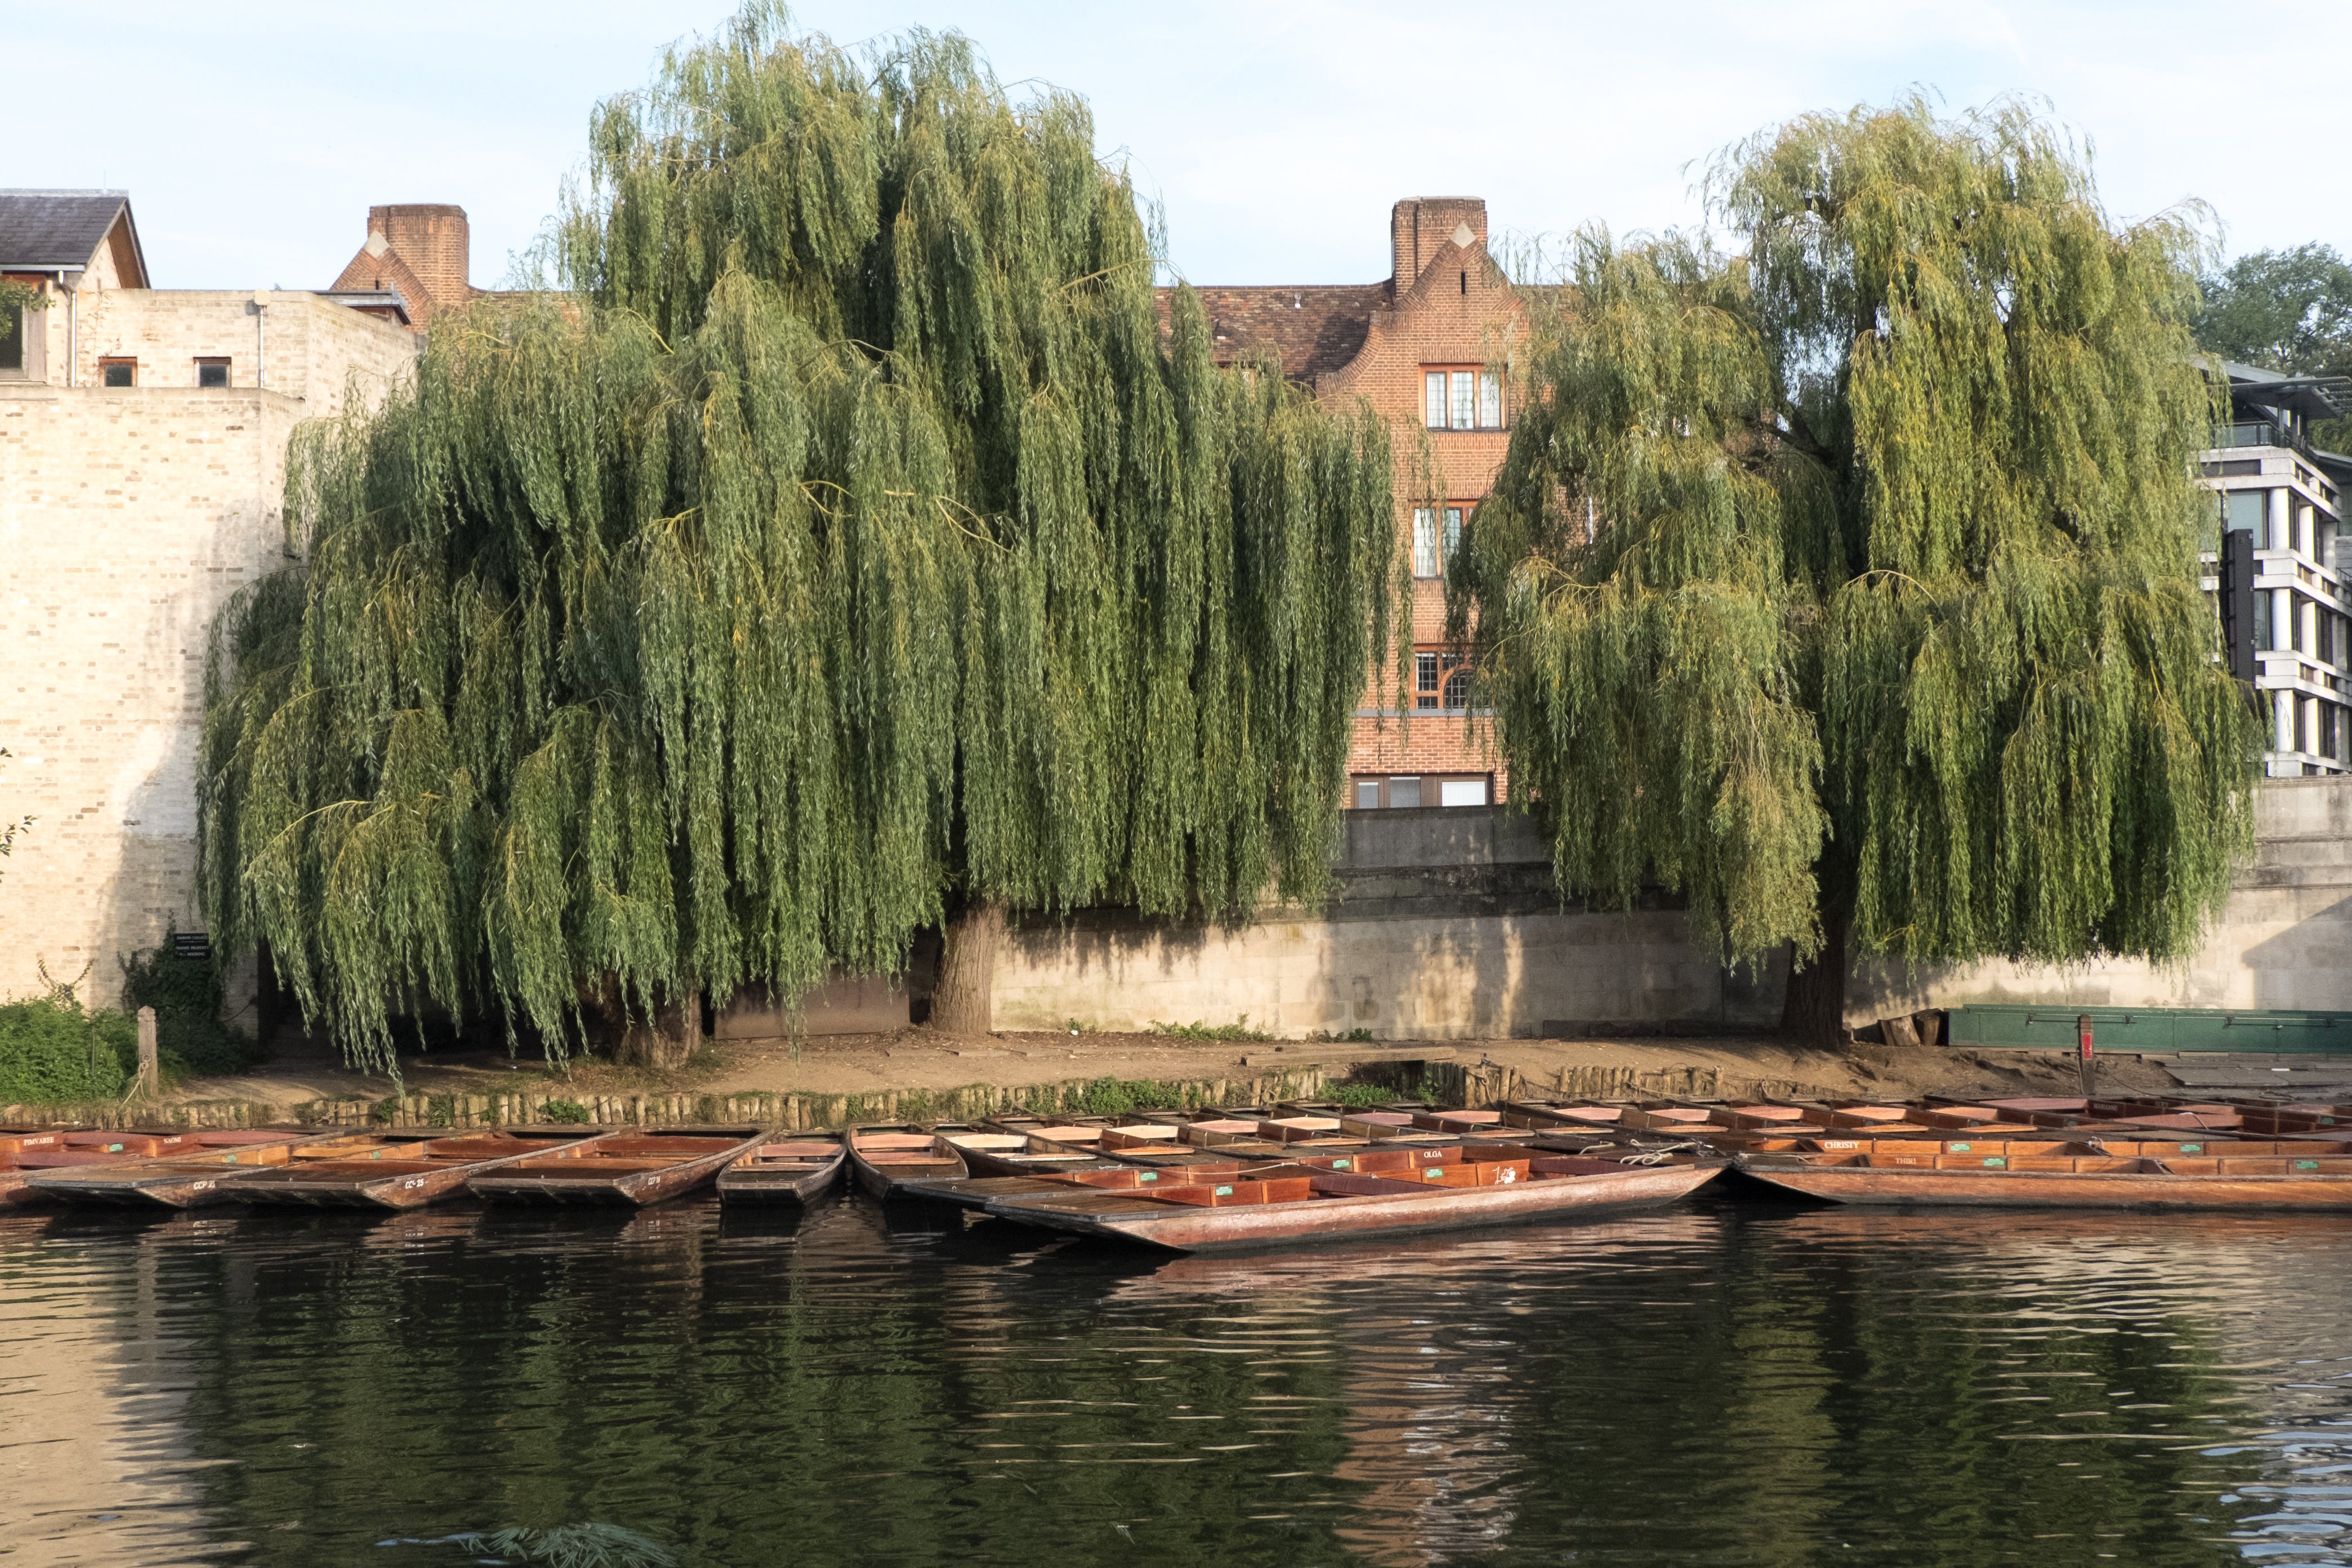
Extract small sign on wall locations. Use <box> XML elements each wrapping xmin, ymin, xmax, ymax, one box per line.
<box><xmin>172</xmin><ymin>932</ymin><xmax>212</xmax><ymax>962</ymax></box>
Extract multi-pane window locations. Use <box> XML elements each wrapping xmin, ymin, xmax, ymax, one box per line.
<box><xmin>100</xmin><ymin>358</ymin><xmax>135</xmax><ymax>387</ymax></box>
<box><xmin>1411</xmin><ymin>504</ymin><xmax>1467</xmax><ymax>578</ymax></box>
<box><xmin>1349</xmin><ymin>773</ymin><xmax>1492</xmax><ymax>809</ymax></box>
<box><xmin>1422</xmin><ymin>368</ymin><xmax>1503</xmax><ymax>431</ymax></box>
<box><xmin>196</xmin><ymin>358</ymin><xmax>230</xmax><ymax>388</ymax></box>
<box><xmin>1413</xmin><ymin>649</ymin><xmax>1472</xmax><ymax>711</ymax></box>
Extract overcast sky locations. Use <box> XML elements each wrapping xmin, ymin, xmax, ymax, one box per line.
<box><xmin>16</xmin><ymin>1</ymin><xmax>2347</xmax><ymax>292</ymax></box>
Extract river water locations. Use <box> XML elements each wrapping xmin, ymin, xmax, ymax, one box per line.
<box><xmin>5</xmin><ymin>1190</ymin><xmax>2352</xmax><ymax>1567</ymax></box>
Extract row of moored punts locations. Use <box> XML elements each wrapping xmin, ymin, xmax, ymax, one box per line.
<box><xmin>7</xmin><ymin>1092</ymin><xmax>2349</xmax><ymax>1252</ymax></box>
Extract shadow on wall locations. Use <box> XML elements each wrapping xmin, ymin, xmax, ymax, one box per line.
<box><xmin>2243</xmin><ymin>894</ymin><xmax>2352</xmax><ymax>1012</ymax></box>
<box><xmin>1304</xmin><ymin>909</ymin><xmax>1788</xmax><ymax>1042</ymax></box>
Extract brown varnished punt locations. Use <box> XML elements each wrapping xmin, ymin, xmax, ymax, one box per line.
<box><xmin>220</xmin><ymin>1127</ymin><xmax>619</xmax><ymax>1210</ymax></box>
<box><xmin>25</xmin><ymin>1129</ymin><xmax>378</xmax><ymax>1208</ymax></box>
<box><xmin>2</xmin><ymin>1129</ymin><xmax>204</xmax><ymax>1205</ymax></box>
<box><xmin>928</xmin><ymin>1146</ymin><xmax>1725</xmax><ymax>1252</ymax></box>
<box><xmin>717</xmin><ymin>1131</ymin><xmax>849</xmax><ymax>1207</ymax></box>
<box><xmin>1731</xmin><ymin>1151</ymin><xmax>2352</xmax><ymax>1213</ymax></box>
<box><xmin>846</xmin><ymin>1125</ymin><xmax>971</xmax><ymax>1200</ymax></box>
<box><xmin>467</xmin><ymin>1125</ymin><xmax>770</xmax><ymax>1207</ymax></box>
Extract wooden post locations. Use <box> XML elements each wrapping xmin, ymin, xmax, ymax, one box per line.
<box><xmin>2077</xmin><ymin>1013</ymin><xmax>2096</xmax><ymax>1096</ymax></box>
<box><xmin>135</xmin><ymin>1006</ymin><xmax>159</xmax><ymax>1098</ymax></box>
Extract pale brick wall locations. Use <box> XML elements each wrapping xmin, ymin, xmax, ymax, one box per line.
<box><xmin>0</xmin><ymin>292</ymin><xmax>415</xmax><ymax>1007</ymax></box>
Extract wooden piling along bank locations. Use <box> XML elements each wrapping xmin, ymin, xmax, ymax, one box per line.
<box><xmin>1400</xmin><ymin>1058</ymin><xmax>1844</xmax><ymax>1109</ymax></box>
<box><xmin>1</xmin><ymin>1056</ymin><xmax>1857</xmax><ymax>1134</ymax></box>
<box><xmin>2</xmin><ymin>1067</ymin><xmax>1341</xmax><ymax>1133</ymax></box>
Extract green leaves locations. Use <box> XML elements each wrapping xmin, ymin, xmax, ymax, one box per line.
<box><xmin>199</xmin><ymin>6</ymin><xmax>1392</xmax><ymax>1071</ymax></box>
<box><xmin>1462</xmin><ymin>96</ymin><xmax>2258</xmax><ymax>984</ymax></box>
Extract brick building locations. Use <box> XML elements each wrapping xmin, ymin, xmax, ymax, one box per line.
<box><xmin>0</xmin><ymin>191</ymin><xmax>424</xmax><ymax>1008</ymax></box>
<box><xmin>324</xmin><ymin>203</ymin><xmax>485</xmax><ymax>330</ymax></box>
<box><xmin>1167</xmin><ymin>196</ymin><xmax>1523</xmax><ymax>808</ymax></box>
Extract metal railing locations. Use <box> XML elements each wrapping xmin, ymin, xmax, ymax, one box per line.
<box><xmin>2214</xmin><ymin>419</ymin><xmax>2315</xmax><ymax>459</ymax></box>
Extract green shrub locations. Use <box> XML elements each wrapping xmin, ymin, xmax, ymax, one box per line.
<box><xmin>1329</xmin><ymin>1082</ymin><xmax>1395</xmax><ymax>1109</ymax></box>
<box><xmin>0</xmin><ymin>998</ymin><xmax>131</xmax><ymax>1104</ymax></box>
<box><xmin>1149</xmin><ymin>1016</ymin><xmax>1274</xmax><ymax>1042</ymax></box>
<box><xmin>120</xmin><ymin>942</ymin><xmax>259</xmax><ymax>1078</ymax></box>
<box><xmin>541</xmin><ymin>1098</ymin><xmax>591</xmax><ymax>1124</ymax></box>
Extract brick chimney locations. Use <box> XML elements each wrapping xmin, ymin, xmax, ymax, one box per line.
<box><xmin>1391</xmin><ymin>198</ymin><xmax>1488</xmax><ymax>291</ymax></box>
<box><xmin>368</xmin><ymin>204</ymin><xmax>471</xmax><ymax>309</ymax></box>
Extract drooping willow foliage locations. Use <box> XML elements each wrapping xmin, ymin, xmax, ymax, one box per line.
<box><xmin>1454</xmin><ymin>97</ymin><xmax>2261</xmax><ymax>1029</ymax></box>
<box><xmin>199</xmin><ymin>4</ymin><xmax>1393</xmax><ymax>1068</ymax></box>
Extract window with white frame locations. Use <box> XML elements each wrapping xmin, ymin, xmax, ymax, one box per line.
<box><xmin>1422</xmin><ymin>367</ymin><xmax>1503</xmax><ymax>431</ymax></box>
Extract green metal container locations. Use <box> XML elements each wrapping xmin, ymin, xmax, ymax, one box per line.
<box><xmin>1945</xmin><ymin>1004</ymin><xmax>2352</xmax><ymax>1053</ymax></box>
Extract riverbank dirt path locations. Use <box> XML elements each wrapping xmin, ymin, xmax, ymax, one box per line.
<box><xmin>172</xmin><ymin>1026</ymin><xmax>2179</xmax><ymax>1112</ymax></box>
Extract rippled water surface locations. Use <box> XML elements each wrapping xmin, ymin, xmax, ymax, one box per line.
<box><xmin>7</xmin><ymin>1190</ymin><xmax>2352</xmax><ymax>1566</ymax></box>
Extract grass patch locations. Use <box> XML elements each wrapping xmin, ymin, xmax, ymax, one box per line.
<box><xmin>1328</xmin><ymin>1082</ymin><xmax>1395</xmax><ymax>1109</ymax></box>
<box><xmin>1150</xmin><ymin>1016</ymin><xmax>1273</xmax><ymax>1042</ymax></box>
<box><xmin>1023</xmin><ymin>1076</ymin><xmax>1185</xmax><ymax>1116</ymax></box>
<box><xmin>540</xmin><ymin>1098</ymin><xmax>591</xmax><ymax>1124</ymax></box>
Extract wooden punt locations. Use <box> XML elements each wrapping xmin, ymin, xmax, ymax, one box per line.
<box><xmin>847</xmin><ymin>1125</ymin><xmax>970</xmax><ymax>1200</ymax></box>
<box><xmin>1738</xmin><ymin>1148</ymin><xmax>2352</xmax><ymax>1209</ymax></box>
<box><xmin>2</xmin><ymin>1129</ymin><xmax>206</xmax><ymax>1205</ymax></box>
<box><xmin>467</xmin><ymin>1125</ymin><xmax>769</xmax><ymax>1207</ymax></box>
<box><xmin>923</xmin><ymin>1147</ymin><xmax>1725</xmax><ymax>1253</ymax></box>
<box><xmin>26</xmin><ymin>1128</ymin><xmax>377</xmax><ymax>1208</ymax></box>
<box><xmin>943</xmin><ymin>1127</ymin><xmax>1129</xmax><ymax>1178</ymax></box>
<box><xmin>717</xmin><ymin>1132</ymin><xmax>850</xmax><ymax>1205</ymax></box>
<box><xmin>218</xmin><ymin>1128</ymin><xmax>615</xmax><ymax>1209</ymax></box>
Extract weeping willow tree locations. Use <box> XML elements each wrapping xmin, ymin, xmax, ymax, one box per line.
<box><xmin>1453</xmin><ymin>97</ymin><xmax>2261</xmax><ymax>1043</ymax></box>
<box><xmin>198</xmin><ymin>4</ymin><xmax>1393</xmax><ymax>1070</ymax></box>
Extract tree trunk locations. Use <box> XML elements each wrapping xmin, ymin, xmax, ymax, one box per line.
<box><xmin>582</xmin><ymin>975</ymin><xmax>704</xmax><ymax>1070</ymax></box>
<box><xmin>1779</xmin><ymin>906</ymin><xmax>1851</xmax><ymax>1049</ymax></box>
<box><xmin>930</xmin><ymin>900</ymin><xmax>1004</xmax><ymax>1037</ymax></box>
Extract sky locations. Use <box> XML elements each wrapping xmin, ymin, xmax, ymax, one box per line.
<box><xmin>14</xmin><ymin>1</ymin><xmax>2349</xmax><ymax>293</ymax></box>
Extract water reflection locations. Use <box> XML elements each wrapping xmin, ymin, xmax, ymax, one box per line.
<box><xmin>4</xmin><ymin>1196</ymin><xmax>2351</xmax><ymax>1566</ymax></box>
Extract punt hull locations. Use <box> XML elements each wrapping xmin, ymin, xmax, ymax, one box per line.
<box><xmin>1738</xmin><ymin>1163</ymin><xmax>2352</xmax><ymax>1209</ymax></box>
<box><xmin>469</xmin><ymin>1128</ymin><xmax>769</xmax><ymax>1207</ymax></box>
<box><xmin>220</xmin><ymin>1132</ymin><xmax>619</xmax><ymax>1210</ymax></box>
<box><xmin>26</xmin><ymin>1133</ymin><xmax>341</xmax><ymax>1209</ymax></box>
<box><xmin>982</xmin><ymin>1163</ymin><xmax>1722</xmax><ymax>1253</ymax></box>
<box><xmin>847</xmin><ymin>1128</ymin><xmax>969</xmax><ymax>1201</ymax></box>
<box><xmin>717</xmin><ymin>1138</ymin><xmax>849</xmax><ymax>1207</ymax></box>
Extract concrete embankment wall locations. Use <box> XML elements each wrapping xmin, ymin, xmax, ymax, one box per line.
<box><xmin>994</xmin><ymin>779</ymin><xmax>2352</xmax><ymax>1038</ymax></box>
<box><xmin>993</xmin><ymin>808</ymin><xmax>1786</xmax><ymax>1039</ymax></box>
<box><xmin>1850</xmin><ymin>776</ymin><xmax>2352</xmax><ymax>1020</ymax></box>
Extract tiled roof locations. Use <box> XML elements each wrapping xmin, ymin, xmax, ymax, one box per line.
<box><xmin>1157</xmin><ymin>282</ymin><xmax>1391</xmax><ymax>382</ymax></box>
<box><xmin>0</xmin><ymin>190</ymin><xmax>134</xmax><ymax>271</ymax></box>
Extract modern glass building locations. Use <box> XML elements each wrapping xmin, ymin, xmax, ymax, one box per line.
<box><xmin>2201</xmin><ymin>364</ymin><xmax>2352</xmax><ymax>776</ymax></box>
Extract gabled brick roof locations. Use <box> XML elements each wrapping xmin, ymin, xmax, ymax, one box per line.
<box><xmin>1157</xmin><ymin>281</ymin><xmax>1392</xmax><ymax>383</ymax></box>
<box><xmin>0</xmin><ymin>190</ymin><xmax>145</xmax><ymax>282</ymax></box>
<box><xmin>329</xmin><ymin>244</ymin><xmax>439</xmax><ymax>327</ymax></box>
